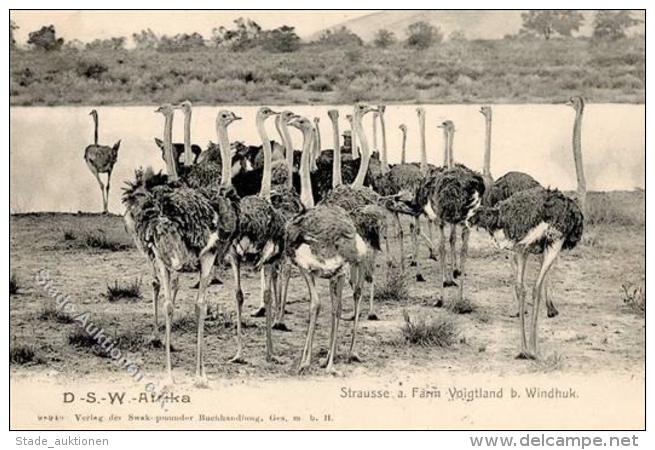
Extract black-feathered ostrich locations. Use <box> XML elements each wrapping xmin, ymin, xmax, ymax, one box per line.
<box><xmin>122</xmin><ymin>105</ymin><xmax>240</xmax><ymax>386</ymax></box>
<box><xmin>471</xmin><ymin>188</ymin><xmax>583</xmax><ymax>359</ymax></box>
<box><xmin>285</xmin><ymin>115</ymin><xmax>370</xmax><ymax>374</ymax></box>
<box><xmin>227</xmin><ymin>106</ymin><xmax>287</xmax><ymax>364</ymax></box>
<box><xmin>84</xmin><ymin>109</ymin><xmax>121</xmax><ymax>214</ymax></box>
<box><xmin>416</xmin><ymin>119</ymin><xmax>485</xmax><ymax>307</ymax></box>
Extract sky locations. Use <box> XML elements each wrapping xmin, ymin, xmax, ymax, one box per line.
<box><xmin>10</xmin><ymin>10</ymin><xmax>373</xmax><ymax>45</ymax></box>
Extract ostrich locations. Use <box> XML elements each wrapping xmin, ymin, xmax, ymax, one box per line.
<box><xmin>84</xmin><ymin>109</ymin><xmax>120</xmax><ymax>214</ymax></box>
<box><xmin>285</xmin><ymin>115</ymin><xmax>369</xmax><ymax>374</ymax></box>
<box><xmin>417</xmin><ymin>119</ymin><xmax>485</xmax><ymax>307</ymax></box>
<box><xmin>227</xmin><ymin>107</ymin><xmax>287</xmax><ymax>363</ymax></box>
<box><xmin>346</xmin><ymin>114</ymin><xmax>359</xmax><ymax>158</ymax></box>
<box><xmin>399</xmin><ymin>124</ymin><xmax>407</xmax><ymax>164</ymax></box>
<box><xmin>153</xmin><ymin>100</ymin><xmax>202</xmax><ymax>169</ymax></box>
<box><xmin>319</xmin><ymin>104</ymin><xmax>401</xmax><ymax>326</ymax></box>
<box><xmin>471</xmin><ymin>188</ymin><xmax>583</xmax><ymax>359</ymax></box>
<box><xmin>122</xmin><ymin>105</ymin><xmax>240</xmax><ymax>385</ymax></box>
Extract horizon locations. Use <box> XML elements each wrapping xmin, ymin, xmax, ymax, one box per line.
<box><xmin>10</xmin><ymin>10</ymin><xmax>375</xmax><ymax>46</ymax></box>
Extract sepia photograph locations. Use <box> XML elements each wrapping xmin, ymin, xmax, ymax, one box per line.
<box><xmin>8</xmin><ymin>7</ymin><xmax>646</xmax><ymax>433</ymax></box>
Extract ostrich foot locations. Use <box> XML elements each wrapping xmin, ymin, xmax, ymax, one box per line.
<box><xmin>190</xmin><ymin>277</ymin><xmax>223</xmax><ymax>289</ymax></box>
<box><xmin>250</xmin><ymin>306</ymin><xmax>266</xmax><ymax>318</ymax></box>
<box><xmin>416</xmin><ymin>273</ymin><xmax>426</xmax><ymax>282</ymax></box>
<box><xmin>297</xmin><ymin>363</ymin><xmax>310</xmax><ymax>375</ymax></box>
<box><xmin>453</xmin><ymin>269</ymin><xmax>462</xmax><ymax>279</ymax></box>
<box><xmin>367</xmin><ymin>312</ymin><xmax>379</xmax><ymax>321</ymax></box>
<box><xmin>433</xmin><ymin>298</ymin><xmax>444</xmax><ymax>308</ymax></box>
<box><xmin>272</xmin><ymin>322</ymin><xmax>292</xmax><ymax>332</ymax></box>
<box><xmin>326</xmin><ymin>366</ymin><xmax>343</xmax><ymax>377</ymax></box>
<box><xmin>267</xmin><ymin>354</ymin><xmax>285</xmax><ymax>365</ymax></box>
<box><xmin>340</xmin><ymin>313</ymin><xmax>356</xmax><ymax>321</ymax></box>
<box><xmin>547</xmin><ymin>306</ymin><xmax>559</xmax><ymax>318</ymax></box>
<box><xmin>510</xmin><ymin>311</ymin><xmax>528</xmax><ymax>318</ymax></box>
<box><xmin>515</xmin><ymin>351</ymin><xmax>537</xmax><ymax>360</ymax></box>
<box><xmin>347</xmin><ymin>352</ymin><xmax>363</xmax><ymax>363</ymax></box>
<box><xmin>161</xmin><ymin>375</ymin><xmax>175</xmax><ymax>391</ymax></box>
<box><xmin>443</xmin><ymin>280</ymin><xmax>458</xmax><ymax>288</ymax></box>
<box><xmin>148</xmin><ymin>333</ymin><xmax>163</xmax><ymax>348</ymax></box>
<box><xmin>194</xmin><ymin>374</ymin><xmax>209</xmax><ymax>389</ymax></box>
<box><xmin>410</xmin><ymin>261</ymin><xmax>417</xmax><ymax>267</ymax></box>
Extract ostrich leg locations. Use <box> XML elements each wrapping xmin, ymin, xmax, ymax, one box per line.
<box><xmin>394</xmin><ymin>213</ymin><xmax>405</xmax><ymax>270</ymax></box>
<box><xmin>434</xmin><ymin>223</ymin><xmax>447</xmax><ymax>308</ymax></box>
<box><xmin>194</xmin><ymin>249</ymin><xmax>217</xmax><ymax>387</ymax></box>
<box><xmin>544</xmin><ymin>277</ymin><xmax>559</xmax><ymax>318</ymax></box>
<box><xmin>273</xmin><ymin>263</ymin><xmax>292</xmax><ymax>331</ymax></box>
<box><xmin>347</xmin><ymin>266</ymin><xmax>364</xmax><ymax>362</ymax></box>
<box><xmin>444</xmin><ymin>224</ymin><xmax>457</xmax><ymax>287</ymax></box>
<box><xmin>325</xmin><ymin>274</ymin><xmax>344</xmax><ymax>375</ymax></box>
<box><xmin>457</xmin><ymin>227</ymin><xmax>470</xmax><ymax>302</ymax></box>
<box><xmin>148</xmin><ymin>261</ymin><xmax>161</xmax><ymax>340</ymax></box>
<box><xmin>262</xmin><ymin>264</ymin><xmax>277</xmax><ymax>362</ymax></box>
<box><xmin>298</xmin><ymin>270</ymin><xmax>321</xmax><ymax>374</ymax></box>
<box><xmin>85</xmin><ymin>162</ymin><xmax>106</xmax><ymax>214</ymax></box>
<box><xmin>514</xmin><ymin>251</ymin><xmax>529</xmax><ymax>359</ymax></box>
<box><xmin>155</xmin><ymin>259</ymin><xmax>174</xmax><ymax>385</ymax></box>
<box><xmin>528</xmin><ymin>240</ymin><xmax>563</xmax><ymax>357</ymax></box>
<box><xmin>104</xmin><ymin>169</ymin><xmax>113</xmax><ymax>214</ymax></box>
<box><xmin>228</xmin><ymin>254</ymin><xmax>246</xmax><ymax>364</ymax></box>
<box><xmin>251</xmin><ymin>270</ymin><xmax>267</xmax><ymax>317</ymax></box>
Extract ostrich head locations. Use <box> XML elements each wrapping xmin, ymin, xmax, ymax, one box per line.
<box><xmin>280</xmin><ymin>110</ymin><xmax>297</xmax><ymax>125</ymax></box>
<box><xmin>89</xmin><ymin>109</ymin><xmax>98</xmax><ymax>118</ymax></box>
<box><xmin>469</xmin><ymin>207</ymin><xmax>500</xmax><ymax>233</ymax></box>
<box><xmin>175</xmin><ymin>100</ymin><xmax>192</xmax><ymax>114</ymax></box>
<box><xmin>355</xmin><ymin>103</ymin><xmax>378</xmax><ymax>117</ymax></box>
<box><xmin>437</xmin><ymin>120</ymin><xmax>455</xmax><ymax>132</ymax></box>
<box><xmin>479</xmin><ymin>106</ymin><xmax>492</xmax><ymax>118</ymax></box>
<box><xmin>257</xmin><ymin>106</ymin><xmax>280</xmax><ymax>121</ymax></box>
<box><xmin>398</xmin><ymin>124</ymin><xmax>407</xmax><ymax>133</ymax></box>
<box><xmin>416</xmin><ymin>106</ymin><xmax>426</xmax><ymax>118</ymax></box>
<box><xmin>288</xmin><ymin>115</ymin><xmax>313</xmax><ymax>133</ymax></box>
<box><xmin>155</xmin><ymin>103</ymin><xmax>175</xmax><ymax>116</ymax></box>
<box><xmin>377</xmin><ymin>104</ymin><xmax>386</xmax><ymax>114</ymax></box>
<box><xmin>216</xmin><ymin>110</ymin><xmax>241</xmax><ymax>127</ymax></box>
<box><xmin>566</xmin><ymin>96</ymin><xmax>585</xmax><ymax>113</ymax></box>
<box><xmin>327</xmin><ymin>109</ymin><xmax>339</xmax><ymax>122</ymax></box>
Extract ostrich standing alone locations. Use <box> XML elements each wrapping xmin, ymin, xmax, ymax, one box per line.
<box><xmin>286</xmin><ymin>115</ymin><xmax>368</xmax><ymax>374</ymax></box>
<box><xmin>228</xmin><ymin>107</ymin><xmax>287</xmax><ymax>363</ymax></box>
<box><xmin>84</xmin><ymin>109</ymin><xmax>121</xmax><ymax>214</ymax></box>
<box><xmin>122</xmin><ymin>105</ymin><xmax>240</xmax><ymax>385</ymax></box>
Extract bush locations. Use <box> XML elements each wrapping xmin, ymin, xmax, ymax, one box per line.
<box><xmin>76</xmin><ymin>60</ymin><xmax>108</xmax><ymax>80</ymax></box>
<box><xmin>105</xmin><ymin>278</ymin><xmax>142</xmax><ymax>302</ymax></box>
<box><xmin>288</xmin><ymin>77</ymin><xmax>303</xmax><ymax>90</ymax></box>
<box><xmin>10</xmin><ymin>342</ymin><xmax>42</xmax><ymax>365</ymax></box>
<box><xmin>80</xmin><ymin>229</ymin><xmax>130</xmax><ymax>251</ymax></box>
<box><xmin>68</xmin><ymin>328</ymin><xmax>109</xmax><ymax>358</ymax></box>
<box><xmin>9</xmin><ymin>273</ymin><xmax>19</xmax><ymax>295</ymax></box>
<box><xmin>447</xmin><ymin>296</ymin><xmax>476</xmax><ymax>314</ymax></box>
<box><xmin>400</xmin><ymin>311</ymin><xmax>458</xmax><ymax>347</ymax></box>
<box><xmin>621</xmin><ymin>282</ymin><xmax>645</xmax><ymax>315</ymax></box>
<box><xmin>375</xmin><ymin>267</ymin><xmax>409</xmax><ymax>301</ymax></box>
<box><xmin>306</xmin><ymin>76</ymin><xmax>332</xmax><ymax>92</ymax></box>
<box><xmin>38</xmin><ymin>304</ymin><xmax>75</xmax><ymax>323</ymax></box>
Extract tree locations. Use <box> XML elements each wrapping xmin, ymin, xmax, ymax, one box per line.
<box><xmin>593</xmin><ymin>11</ymin><xmax>642</xmax><ymax>40</ymax></box>
<box><xmin>158</xmin><ymin>33</ymin><xmax>205</xmax><ymax>52</ymax></box>
<box><xmin>211</xmin><ymin>18</ymin><xmax>263</xmax><ymax>51</ymax></box>
<box><xmin>448</xmin><ymin>29</ymin><xmax>467</xmax><ymax>42</ymax></box>
<box><xmin>405</xmin><ymin>21</ymin><xmax>442</xmax><ymax>49</ymax></box>
<box><xmin>86</xmin><ymin>37</ymin><xmax>126</xmax><ymax>51</ymax></box>
<box><xmin>10</xmin><ymin>20</ymin><xmax>18</xmax><ymax>48</ymax></box>
<box><xmin>520</xmin><ymin>10</ymin><xmax>584</xmax><ymax>40</ymax></box>
<box><xmin>260</xmin><ymin>25</ymin><xmax>300</xmax><ymax>52</ymax></box>
<box><xmin>317</xmin><ymin>26</ymin><xmax>363</xmax><ymax>46</ymax></box>
<box><xmin>27</xmin><ymin>25</ymin><xmax>64</xmax><ymax>51</ymax></box>
<box><xmin>132</xmin><ymin>28</ymin><xmax>159</xmax><ymax>50</ymax></box>
<box><xmin>373</xmin><ymin>29</ymin><xmax>396</xmax><ymax>48</ymax></box>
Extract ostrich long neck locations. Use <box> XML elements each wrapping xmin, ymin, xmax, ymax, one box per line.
<box><xmin>483</xmin><ymin>113</ymin><xmax>492</xmax><ymax>179</ymax></box>
<box><xmin>379</xmin><ymin>110</ymin><xmax>389</xmax><ymax>172</ymax></box>
<box><xmin>330</xmin><ymin>115</ymin><xmax>342</xmax><ymax>187</ymax></box>
<box><xmin>447</xmin><ymin>128</ymin><xmax>454</xmax><ymax>169</ymax></box>
<box><xmin>300</xmin><ymin>127</ymin><xmax>315</xmax><ymax>208</ymax></box>
<box><xmin>257</xmin><ymin>115</ymin><xmax>272</xmax><ymax>199</ymax></box>
<box><xmin>349</xmin><ymin>118</ymin><xmax>358</xmax><ymax>158</ymax></box>
<box><xmin>310</xmin><ymin>125</ymin><xmax>319</xmax><ymax>172</ymax></box>
<box><xmin>572</xmin><ymin>105</ymin><xmax>587</xmax><ymax>213</ymax></box>
<box><xmin>400</xmin><ymin>129</ymin><xmax>407</xmax><ymax>164</ymax></box>
<box><xmin>372</xmin><ymin>113</ymin><xmax>378</xmax><ymax>151</ymax></box>
<box><xmin>281</xmin><ymin>120</ymin><xmax>295</xmax><ymax>189</ymax></box>
<box><xmin>442</xmin><ymin>127</ymin><xmax>450</xmax><ymax>168</ymax></box>
<box><xmin>217</xmin><ymin>122</ymin><xmax>232</xmax><ymax>187</ymax></box>
<box><xmin>183</xmin><ymin>109</ymin><xmax>192</xmax><ymax>166</ymax></box>
<box><xmin>352</xmin><ymin>112</ymin><xmax>370</xmax><ymax>188</ymax></box>
<box><xmin>93</xmin><ymin>114</ymin><xmax>98</xmax><ymax>146</ymax></box>
<box><xmin>163</xmin><ymin>113</ymin><xmax>178</xmax><ymax>181</ymax></box>
<box><xmin>419</xmin><ymin>112</ymin><xmax>427</xmax><ymax>172</ymax></box>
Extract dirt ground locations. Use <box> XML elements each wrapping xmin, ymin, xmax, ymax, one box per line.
<box><xmin>9</xmin><ymin>204</ymin><xmax>645</xmax><ymax>383</ymax></box>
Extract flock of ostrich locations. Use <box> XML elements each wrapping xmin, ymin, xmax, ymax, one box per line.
<box><xmin>83</xmin><ymin>97</ymin><xmax>586</xmax><ymax>385</ymax></box>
